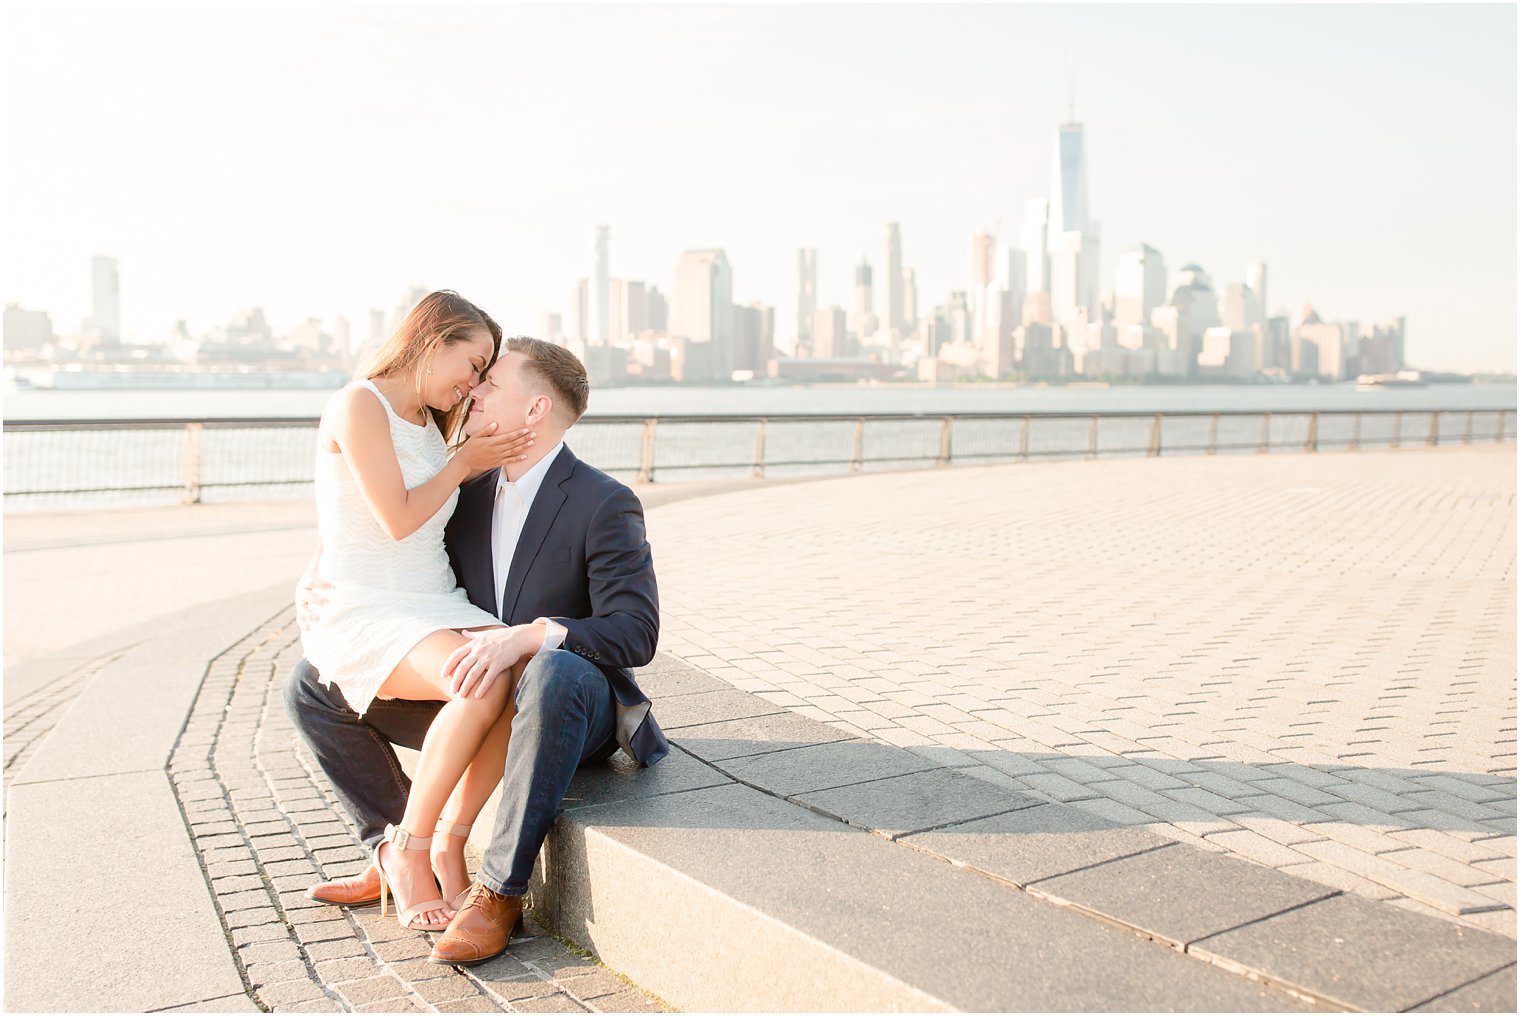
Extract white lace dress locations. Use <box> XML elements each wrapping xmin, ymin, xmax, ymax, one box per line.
<box><xmin>299</xmin><ymin>379</ymin><xmax>500</xmax><ymax>715</ymax></box>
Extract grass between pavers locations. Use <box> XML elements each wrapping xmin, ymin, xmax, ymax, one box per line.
<box><xmin>521</xmin><ymin>902</ymin><xmax>675</xmax><ymax>1014</ymax></box>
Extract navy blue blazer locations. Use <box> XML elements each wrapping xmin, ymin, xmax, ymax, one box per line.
<box><xmin>444</xmin><ymin>444</ymin><xmax>668</xmax><ymax>766</ymax></box>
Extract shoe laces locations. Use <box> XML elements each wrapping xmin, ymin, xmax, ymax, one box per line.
<box><xmin>463</xmin><ymin>882</ymin><xmax>497</xmax><ymax>909</ymax></box>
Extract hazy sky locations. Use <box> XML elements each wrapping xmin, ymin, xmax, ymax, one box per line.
<box><xmin>3</xmin><ymin>2</ymin><xmax>1515</xmax><ymax>371</ymax></box>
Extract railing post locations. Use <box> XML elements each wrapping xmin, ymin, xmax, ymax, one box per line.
<box><xmin>181</xmin><ymin>422</ymin><xmax>204</xmax><ymax>504</ymax></box>
<box><xmin>1427</xmin><ymin>411</ymin><xmax>1440</xmax><ymax>447</ymax></box>
<box><xmin>1351</xmin><ymin>412</ymin><xmax>1361</xmax><ymax>451</ymax></box>
<box><xmin>1391</xmin><ymin>411</ymin><xmax>1402</xmax><ymax>449</ymax></box>
<box><xmin>751</xmin><ymin>417</ymin><xmax>767</xmax><ymax>479</ymax></box>
<box><xmin>936</xmin><ymin>416</ymin><xmax>954</xmax><ymax>467</ymax></box>
<box><xmin>1464</xmin><ymin>410</ymin><xmax>1474</xmax><ymax>445</ymax></box>
<box><xmin>1207</xmin><ymin>413</ymin><xmax>1220</xmax><ymax>455</ymax></box>
<box><xmin>1087</xmin><ymin>415</ymin><xmax>1099</xmax><ymax>459</ymax></box>
<box><xmin>636</xmin><ymin>418</ymin><xmax>657</xmax><ymax>483</ymax></box>
<box><xmin>1304</xmin><ymin>412</ymin><xmax>1318</xmax><ymax>453</ymax></box>
<box><xmin>850</xmin><ymin>417</ymin><xmax>864</xmax><ymax>473</ymax></box>
<box><xmin>1019</xmin><ymin>415</ymin><xmax>1030</xmax><ymax>462</ymax></box>
<box><xmin>1259</xmin><ymin>412</ymin><xmax>1272</xmax><ymax>454</ymax></box>
<box><xmin>1148</xmin><ymin>413</ymin><xmax>1162</xmax><ymax>457</ymax></box>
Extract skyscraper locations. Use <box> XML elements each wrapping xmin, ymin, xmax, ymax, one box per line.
<box><xmin>947</xmin><ymin>291</ymin><xmax>972</xmax><ymax>347</ymax></box>
<box><xmin>796</xmin><ymin>248</ymin><xmax>817</xmax><ymax>349</ymax></box>
<box><xmin>91</xmin><ymin>255</ymin><xmax>120</xmax><ymax>342</ymax></box>
<box><xmin>1000</xmin><ymin>248</ymin><xmax>1028</xmax><ymax>354</ymax></box>
<box><xmin>970</xmin><ymin>231</ymin><xmax>996</xmax><ymax>346</ymax></box>
<box><xmin>1051</xmin><ymin>123</ymin><xmax>1090</xmax><ymax>236</ymax></box>
<box><xmin>1294</xmin><ymin>305</ymin><xmax>1346</xmax><ymax>380</ymax></box>
<box><xmin>813</xmin><ymin>306</ymin><xmax>848</xmax><ymax>358</ymax></box>
<box><xmin>570</xmin><ymin>279</ymin><xmax>589</xmax><ymax>346</ymax></box>
<box><xmin>883</xmin><ymin>223</ymin><xmax>904</xmax><ymax>336</ymax></box>
<box><xmin>1046</xmin><ymin>116</ymin><xmax>1101</xmax><ymax>334</ymax></box>
<box><xmin>647</xmin><ymin>287</ymin><xmax>668</xmax><ymax>334</ymax></box>
<box><xmin>970</xmin><ymin>231</ymin><xmax>994</xmax><ymax>287</ymax></box>
<box><xmin>1049</xmin><ymin>231</ymin><xmax>1099</xmax><ymax>333</ymax></box>
<box><xmin>1162</xmin><ymin>265</ymin><xmax>1220</xmax><ymax>375</ymax></box>
<box><xmin>590</xmin><ymin>226</ymin><xmax>610</xmax><ymax>345</ymax></box>
<box><xmin>1219</xmin><ymin>283</ymin><xmax>1261</xmax><ymax>331</ymax></box>
<box><xmin>1020</xmin><ymin>199</ymin><xmax>1050</xmax><ymax>295</ymax></box>
<box><xmin>1246</xmin><ymin>260</ymin><xmax>1268</xmax><ymax>317</ymax></box>
<box><xmin>609</xmin><ymin>278</ymin><xmax>648</xmax><ymax>344</ymax></box>
<box><xmin>733</xmin><ymin>302</ymin><xmax>774</xmax><ymax>373</ymax></box>
<box><xmin>1002</xmin><ymin>248</ymin><xmax>1028</xmax><ymax>326</ymax></box>
<box><xmin>851</xmin><ymin>257</ymin><xmax>874</xmax><ymax>337</ymax></box>
<box><xmin>902</xmin><ymin>268</ymin><xmax>918</xmax><ymax>333</ymax></box>
<box><xmin>672</xmin><ymin>249</ymin><xmax>733</xmax><ymax>380</ymax></box>
<box><xmin>1115</xmin><ymin>244</ymin><xmax>1166</xmax><ymax>328</ymax></box>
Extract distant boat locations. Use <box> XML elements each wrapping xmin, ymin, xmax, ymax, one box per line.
<box><xmin>1357</xmin><ymin>370</ymin><xmax>1426</xmax><ymax>389</ymax></box>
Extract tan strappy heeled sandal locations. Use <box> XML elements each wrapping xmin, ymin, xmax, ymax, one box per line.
<box><xmin>433</xmin><ymin>820</ymin><xmax>474</xmax><ymax>911</ymax></box>
<box><xmin>374</xmin><ymin>824</ymin><xmax>452</xmax><ymax>931</ymax></box>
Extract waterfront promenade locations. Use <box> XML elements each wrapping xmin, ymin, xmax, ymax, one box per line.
<box><xmin>2</xmin><ymin>445</ymin><xmax>1514</xmax><ymax>1011</ymax></box>
<box><xmin>647</xmin><ymin>446</ymin><xmax>1516</xmax><ymax>934</ymax></box>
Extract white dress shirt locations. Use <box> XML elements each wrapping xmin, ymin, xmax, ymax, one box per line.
<box><xmin>491</xmin><ymin>441</ymin><xmax>567</xmax><ymax>653</ymax></box>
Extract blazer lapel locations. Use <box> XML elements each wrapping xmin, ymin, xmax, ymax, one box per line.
<box><xmin>454</xmin><ymin>468</ymin><xmax>501</xmax><ymax>615</ymax></box>
<box><xmin>500</xmin><ymin>448</ymin><xmax>577</xmax><ymax>622</ymax></box>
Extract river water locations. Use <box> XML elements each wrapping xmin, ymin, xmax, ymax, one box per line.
<box><xmin>3</xmin><ymin>380</ymin><xmax>1517</xmax><ymax>420</ymax></box>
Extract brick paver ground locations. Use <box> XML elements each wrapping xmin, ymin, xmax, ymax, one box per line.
<box><xmin>646</xmin><ymin>446</ymin><xmax>1517</xmax><ymax>936</ymax></box>
<box><xmin>168</xmin><ymin>610</ymin><xmax>669</xmax><ymax>1013</ymax></box>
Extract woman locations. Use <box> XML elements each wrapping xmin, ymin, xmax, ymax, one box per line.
<box><xmin>299</xmin><ymin>290</ymin><xmax>532</xmax><ymax>931</ymax></box>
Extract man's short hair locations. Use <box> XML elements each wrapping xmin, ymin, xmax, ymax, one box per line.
<box><xmin>505</xmin><ymin>336</ymin><xmax>590</xmax><ymax>424</ymax></box>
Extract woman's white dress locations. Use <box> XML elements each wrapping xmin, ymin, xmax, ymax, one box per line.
<box><xmin>299</xmin><ymin>379</ymin><xmax>500</xmax><ymax>716</ymax></box>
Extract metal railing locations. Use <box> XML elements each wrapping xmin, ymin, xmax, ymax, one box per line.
<box><xmin>4</xmin><ymin>408</ymin><xmax>1515</xmax><ymax>509</ymax></box>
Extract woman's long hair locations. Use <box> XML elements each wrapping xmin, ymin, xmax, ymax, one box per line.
<box><xmin>359</xmin><ymin>291</ymin><xmax>501</xmax><ymax>440</ymax></box>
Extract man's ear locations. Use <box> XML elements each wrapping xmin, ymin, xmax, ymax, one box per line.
<box><xmin>526</xmin><ymin>394</ymin><xmax>554</xmax><ymax>426</ymax></box>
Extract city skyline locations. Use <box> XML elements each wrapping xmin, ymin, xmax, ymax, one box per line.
<box><xmin>2</xmin><ymin>3</ymin><xmax>1514</xmax><ymax>372</ymax></box>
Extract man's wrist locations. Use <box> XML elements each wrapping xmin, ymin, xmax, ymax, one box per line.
<box><xmin>535</xmin><ymin>617</ymin><xmax>566</xmax><ymax>654</ymax></box>
<box><xmin>517</xmin><ymin>620</ymin><xmax>547</xmax><ymax>657</ymax></box>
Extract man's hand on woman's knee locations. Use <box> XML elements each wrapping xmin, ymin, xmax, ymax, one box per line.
<box><xmin>444</xmin><ymin>623</ymin><xmax>546</xmax><ymax>698</ymax></box>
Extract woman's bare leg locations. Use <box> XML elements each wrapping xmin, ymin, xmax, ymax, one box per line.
<box><xmin>372</xmin><ymin>629</ymin><xmax>511</xmax><ymax>928</ymax></box>
<box><xmin>431</xmin><ymin>662</ymin><xmax>522</xmax><ymax>903</ymax></box>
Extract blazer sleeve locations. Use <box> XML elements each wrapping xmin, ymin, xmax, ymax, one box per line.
<box><xmin>551</xmin><ymin>485</ymin><xmax>660</xmax><ymax>670</ymax></box>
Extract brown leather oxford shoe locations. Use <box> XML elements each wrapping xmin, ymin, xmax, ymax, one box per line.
<box><xmin>429</xmin><ymin>882</ymin><xmax>523</xmax><ymax>967</ymax></box>
<box><xmin>306</xmin><ymin>864</ymin><xmax>382</xmax><ymax>906</ymax></box>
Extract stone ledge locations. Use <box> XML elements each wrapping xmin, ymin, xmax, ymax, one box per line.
<box><xmin>523</xmin><ymin>652</ymin><xmax>1517</xmax><ymax>1013</ymax></box>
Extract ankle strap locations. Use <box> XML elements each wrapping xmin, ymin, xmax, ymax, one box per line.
<box><xmin>435</xmin><ymin>821</ymin><xmax>473</xmax><ymax>838</ymax></box>
<box><xmin>385</xmin><ymin>823</ymin><xmax>432</xmax><ymax>851</ymax></box>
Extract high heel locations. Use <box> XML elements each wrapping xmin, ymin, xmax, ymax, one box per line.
<box><xmin>433</xmin><ymin>820</ymin><xmax>474</xmax><ymax>911</ymax></box>
<box><xmin>374</xmin><ymin>824</ymin><xmax>451</xmax><ymax>932</ymax></box>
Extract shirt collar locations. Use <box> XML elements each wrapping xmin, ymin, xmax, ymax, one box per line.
<box><xmin>498</xmin><ymin>440</ymin><xmax>565</xmax><ymax>504</ymax></box>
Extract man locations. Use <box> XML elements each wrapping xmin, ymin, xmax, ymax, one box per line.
<box><xmin>284</xmin><ymin>336</ymin><xmax>667</xmax><ymax>966</ymax></box>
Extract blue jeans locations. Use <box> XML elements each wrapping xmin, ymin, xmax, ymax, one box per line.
<box><xmin>283</xmin><ymin>649</ymin><xmax>616</xmax><ymax>893</ymax></box>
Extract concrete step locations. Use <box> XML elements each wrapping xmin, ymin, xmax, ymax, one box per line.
<box><xmin>521</xmin><ymin>654</ymin><xmax>1516</xmax><ymax>1013</ymax></box>
<box><xmin>3</xmin><ymin>584</ymin><xmax>296</xmax><ymax>1012</ymax></box>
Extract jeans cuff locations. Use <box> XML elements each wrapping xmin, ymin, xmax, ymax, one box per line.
<box><xmin>477</xmin><ymin>867</ymin><xmax>528</xmax><ymax>898</ymax></box>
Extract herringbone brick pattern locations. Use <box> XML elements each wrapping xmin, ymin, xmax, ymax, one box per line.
<box><xmin>647</xmin><ymin>446</ymin><xmax>1517</xmax><ymax>935</ymax></box>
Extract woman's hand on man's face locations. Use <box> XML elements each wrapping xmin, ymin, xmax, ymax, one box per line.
<box><xmin>458</xmin><ymin>423</ymin><xmax>536</xmax><ymax>473</ymax></box>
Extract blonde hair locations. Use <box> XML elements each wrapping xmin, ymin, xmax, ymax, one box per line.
<box><xmin>360</xmin><ymin>291</ymin><xmax>501</xmax><ymax>438</ymax></box>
